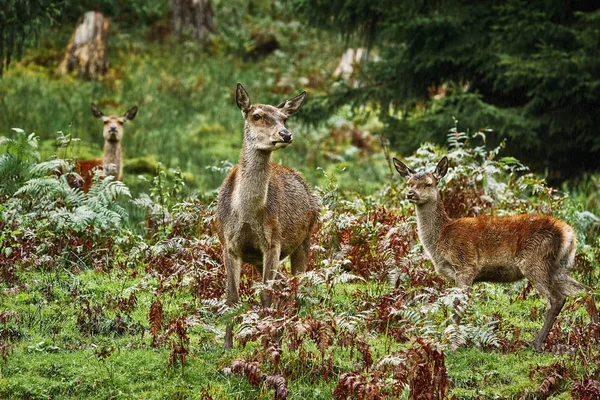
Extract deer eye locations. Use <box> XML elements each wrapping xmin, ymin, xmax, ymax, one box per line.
<box><xmin>425</xmin><ymin>183</ymin><xmax>433</xmax><ymax>187</ymax></box>
<box><xmin>253</xmin><ymin>114</ymin><xmax>261</xmax><ymax>121</ymax></box>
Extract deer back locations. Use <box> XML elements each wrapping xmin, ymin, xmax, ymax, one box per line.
<box><xmin>438</xmin><ymin>214</ymin><xmax>576</xmax><ymax>283</ymax></box>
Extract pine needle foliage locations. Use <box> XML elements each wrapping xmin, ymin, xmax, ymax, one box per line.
<box><xmin>287</xmin><ymin>0</ymin><xmax>600</xmax><ymax>179</ymax></box>
<box><xmin>0</xmin><ymin>0</ymin><xmax>65</xmax><ymax>75</ymax></box>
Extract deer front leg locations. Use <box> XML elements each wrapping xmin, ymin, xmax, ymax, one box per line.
<box><xmin>224</xmin><ymin>250</ymin><xmax>241</xmax><ymax>350</ymax></box>
<box><xmin>261</xmin><ymin>241</ymin><xmax>281</xmax><ymax>308</ymax></box>
<box><xmin>434</xmin><ymin>260</ymin><xmax>458</xmax><ymax>282</ymax></box>
<box><xmin>290</xmin><ymin>237</ymin><xmax>310</xmax><ymax>275</ymax></box>
<box><xmin>450</xmin><ymin>263</ymin><xmax>474</xmax><ymax>325</ymax></box>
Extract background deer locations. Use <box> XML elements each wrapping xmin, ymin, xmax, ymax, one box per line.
<box><xmin>76</xmin><ymin>103</ymin><xmax>138</xmax><ymax>192</ymax></box>
<box><xmin>393</xmin><ymin>156</ymin><xmax>598</xmax><ymax>352</ymax></box>
<box><xmin>215</xmin><ymin>83</ymin><xmax>320</xmax><ymax>349</ymax></box>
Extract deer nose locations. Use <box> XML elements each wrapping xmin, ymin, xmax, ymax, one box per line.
<box><xmin>279</xmin><ymin>129</ymin><xmax>293</xmax><ymax>143</ymax></box>
<box><xmin>406</xmin><ymin>190</ymin><xmax>417</xmax><ymax>200</ymax></box>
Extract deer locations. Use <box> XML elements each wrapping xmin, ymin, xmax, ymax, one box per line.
<box><xmin>393</xmin><ymin>156</ymin><xmax>598</xmax><ymax>352</ymax></box>
<box><xmin>215</xmin><ymin>83</ymin><xmax>320</xmax><ymax>349</ymax></box>
<box><xmin>75</xmin><ymin>103</ymin><xmax>138</xmax><ymax>192</ymax></box>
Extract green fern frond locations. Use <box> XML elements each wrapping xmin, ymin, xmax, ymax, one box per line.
<box><xmin>2</xmin><ymin>130</ymin><xmax>40</xmax><ymax>161</ymax></box>
<box><xmin>29</xmin><ymin>159</ymin><xmax>72</xmax><ymax>177</ymax></box>
<box><xmin>87</xmin><ymin>175</ymin><xmax>131</xmax><ymax>203</ymax></box>
<box><xmin>14</xmin><ymin>177</ymin><xmax>69</xmax><ymax>199</ymax></box>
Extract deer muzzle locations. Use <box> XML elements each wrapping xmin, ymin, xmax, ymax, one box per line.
<box><xmin>279</xmin><ymin>129</ymin><xmax>293</xmax><ymax>143</ymax></box>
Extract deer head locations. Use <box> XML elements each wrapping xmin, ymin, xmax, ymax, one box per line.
<box><xmin>393</xmin><ymin>156</ymin><xmax>448</xmax><ymax>205</ymax></box>
<box><xmin>236</xmin><ymin>83</ymin><xmax>306</xmax><ymax>152</ymax></box>
<box><xmin>91</xmin><ymin>103</ymin><xmax>138</xmax><ymax>143</ymax></box>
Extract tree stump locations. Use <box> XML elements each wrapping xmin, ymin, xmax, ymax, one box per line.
<box><xmin>59</xmin><ymin>11</ymin><xmax>109</xmax><ymax>79</ymax></box>
<box><xmin>334</xmin><ymin>48</ymin><xmax>365</xmax><ymax>83</ymax></box>
<box><xmin>172</xmin><ymin>0</ymin><xmax>216</xmax><ymax>47</ymax></box>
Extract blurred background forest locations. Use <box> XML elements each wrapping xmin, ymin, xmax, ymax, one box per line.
<box><xmin>2</xmin><ymin>0</ymin><xmax>600</xmax><ymax>208</ymax></box>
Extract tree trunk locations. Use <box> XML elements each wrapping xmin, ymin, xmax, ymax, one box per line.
<box><xmin>59</xmin><ymin>11</ymin><xmax>109</xmax><ymax>79</ymax></box>
<box><xmin>172</xmin><ymin>0</ymin><xmax>216</xmax><ymax>47</ymax></box>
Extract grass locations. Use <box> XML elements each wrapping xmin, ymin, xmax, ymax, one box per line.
<box><xmin>1</xmin><ymin>17</ymin><xmax>382</xmax><ymax>196</ymax></box>
<box><xmin>0</xmin><ymin>270</ymin><xmax>590</xmax><ymax>399</ymax></box>
<box><xmin>2</xmin><ymin>7</ymin><xmax>600</xmax><ymax>400</ymax></box>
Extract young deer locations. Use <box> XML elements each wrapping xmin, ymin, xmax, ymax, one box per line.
<box><xmin>76</xmin><ymin>103</ymin><xmax>138</xmax><ymax>192</ymax></box>
<box><xmin>215</xmin><ymin>83</ymin><xmax>320</xmax><ymax>349</ymax></box>
<box><xmin>393</xmin><ymin>156</ymin><xmax>597</xmax><ymax>352</ymax></box>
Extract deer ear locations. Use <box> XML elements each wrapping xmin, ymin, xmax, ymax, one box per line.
<box><xmin>393</xmin><ymin>157</ymin><xmax>414</xmax><ymax>179</ymax></box>
<box><xmin>434</xmin><ymin>156</ymin><xmax>449</xmax><ymax>179</ymax></box>
<box><xmin>236</xmin><ymin>83</ymin><xmax>252</xmax><ymax>113</ymax></box>
<box><xmin>91</xmin><ymin>103</ymin><xmax>104</xmax><ymax>119</ymax></box>
<box><xmin>277</xmin><ymin>91</ymin><xmax>307</xmax><ymax>116</ymax></box>
<box><xmin>123</xmin><ymin>106</ymin><xmax>138</xmax><ymax>121</ymax></box>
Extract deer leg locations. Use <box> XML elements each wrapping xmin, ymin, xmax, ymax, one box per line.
<box><xmin>588</xmin><ymin>293</ymin><xmax>599</xmax><ymax>324</ymax></box>
<box><xmin>261</xmin><ymin>242</ymin><xmax>281</xmax><ymax>308</ymax></box>
<box><xmin>436</xmin><ymin>260</ymin><xmax>458</xmax><ymax>282</ymax></box>
<box><xmin>224</xmin><ymin>251</ymin><xmax>241</xmax><ymax>350</ymax></box>
<box><xmin>290</xmin><ymin>237</ymin><xmax>310</xmax><ymax>275</ymax></box>
<box><xmin>452</xmin><ymin>269</ymin><xmax>473</xmax><ymax>324</ymax></box>
<box><xmin>534</xmin><ymin>294</ymin><xmax>565</xmax><ymax>352</ymax></box>
<box><xmin>559</xmin><ymin>276</ymin><xmax>599</xmax><ymax>324</ymax></box>
<box><xmin>527</xmin><ymin>259</ymin><xmax>567</xmax><ymax>352</ymax></box>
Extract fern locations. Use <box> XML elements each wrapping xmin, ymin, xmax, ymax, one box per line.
<box><xmin>29</xmin><ymin>158</ymin><xmax>72</xmax><ymax>176</ymax></box>
<box><xmin>1</xmin><ymin>130</ymin><xmax>132</xmax><ymax>240</ymax></box>
<box><xmin>0</xmin><ymin>130</ymin><xmax>41</xmax><ymax>197</ymax></box>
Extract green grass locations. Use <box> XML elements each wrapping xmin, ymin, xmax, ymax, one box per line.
<box><xmin>446</xmin><ymin>349</ymin><xmax>557</xmax><ymax>398</ymax></box>
<box><xmin>1</xmin><ymin>19</ymin><xmax>384</xmax><ymax>196</ymax></box>
<box><xmin>2</xmin><ymin>8</ymin><xmax>600</xmax><ymax>400</ymax></box>
<box><xmin>1</xmin><ymin>262</ymin><xmax>597</xmax><ymax>399</ymax></box>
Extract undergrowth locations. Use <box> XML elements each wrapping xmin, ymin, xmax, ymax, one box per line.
<box><xmin>1</xmin><ymin>124</ymin><xmax>599</xmax><ymax>399</ymax></box>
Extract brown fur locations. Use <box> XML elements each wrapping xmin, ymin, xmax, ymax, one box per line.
<box><xmin>76</xmin><ymin>158</ymin><xmax>103</xmax><ymax>192</ymax></box>
<box><xmin>216</xmin><ymin>84</ymin><xmax>319</xmax><ymax>349</ymax></box>
<box><xmin>393</xmin><ymin>156</ymin><xmax>597</xmax><ymax>352</ymax></box>
<box><xmin>76</xmin><ymin>103</ymin><xmax>138</xmax><ymax>192</ymax></box>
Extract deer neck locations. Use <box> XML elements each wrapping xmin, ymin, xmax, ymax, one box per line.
<box><xmin>102</xmin><ymin>140</ymin><xmax>122</xmax><ymax>179</ymax></box>
<box><xmin>232</xmin><ymin>128</ymin><xmax>272</xmax><ymax>215</ymax></box>
<box><xmin>414</xmin><ymin>196</ymin><xmax>450</xmax><ymax>259</ymax></box>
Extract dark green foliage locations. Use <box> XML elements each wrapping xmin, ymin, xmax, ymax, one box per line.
<box><xmin>287</xmin><ymin>0</ymin><xmax>600</xmax><ymax>180</ymax></box>
<box><xmin>0</xmin><ymin>0</ymin><xmax>64</xmax><ymax>75</ymax></box>
<box><xmin>59</xmin><ymin>0</ymin><xmax>170</xmax><ymax>25</ymax></box>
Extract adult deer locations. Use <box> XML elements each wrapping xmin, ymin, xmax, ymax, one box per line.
<box><xmin>216</xmin><ymin>83</ymin><xmax>320</xmax><ymax>349</ymax></box>
<box><xmin>76</xmin><ymin>103</ymin><xmax>138</xmax><ymax>192</ymax></box>
<box><xmin>393</xmin><ymin>156</ymin><xmax>598</xmax><ymax>352</ymax></box>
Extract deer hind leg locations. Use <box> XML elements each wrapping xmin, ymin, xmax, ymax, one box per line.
<box><xmin>559</xmin><ymin>275</ymin><xmax>599</xmax><ymax>323</ymax></box>
<box><xmin>528</xmin><ymin>263</ymin><xmax>566</xmax><ymax>352</ymax></box>
<box><xmin>534</xmin><ymin>292</ymin><xmax>566</xmax><ymax>352</ymax></box>
<box><xmin>224</xmin><ymin>250</ymin><xmax>241</xmax><ymax>350</ymax></box>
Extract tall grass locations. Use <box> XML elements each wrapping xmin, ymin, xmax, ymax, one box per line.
<box><xmin>0</xmin><ymin>15</ymin><xmax>358</xmax><ymax>195</ymax></box>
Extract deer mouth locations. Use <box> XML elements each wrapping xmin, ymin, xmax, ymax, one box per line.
<box><xmin>406</xmin><ymin>194</ymin><xmax>419</xmax><ymax>202</ymax></box>
<box><xmin>272</xmin><ymin>140</ymin><xmax>291</xmax><ymax>146</ymax></box>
